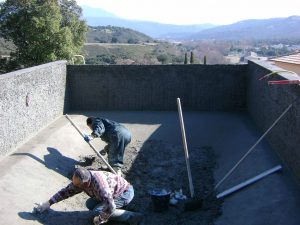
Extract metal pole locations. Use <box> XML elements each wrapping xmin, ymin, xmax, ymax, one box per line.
<box><xmin>177</xmin><ymin>98</ymin><xmax>195</xmax><ymax>198</ymax></box>
<box><xmin>216</xmin><ymin>165</ymin><xmax>282</xmax><ymax>199</ymax></box>
<box><xmin>65</xmin><ymin>114</ymin><xmax>116</xmax><ymax>174</ymax></box>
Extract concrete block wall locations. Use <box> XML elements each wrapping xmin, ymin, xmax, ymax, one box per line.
<box><xmin>67</xmin><ymin>64</ymin><xmax>247</xmax><ymax>111</ymax></box>
<box><xmin>247</xmin><ymin>60</ymin><xmax>300</xmax><ymax>181</ymax></box>
<box><xmin>0</xmin><ymin>61</ymin><xmax>67</xmax><ymax>156</ymax></box>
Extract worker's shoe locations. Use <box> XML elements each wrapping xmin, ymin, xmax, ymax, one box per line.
<box><xmin>99</xmin><ymin>165</ymin><xmax>109</xmax><ymax>171</ymax></box>
<box><xmin>110</xmin><ymin>209</ymin><xmax>143</xmax><ymax>225</ymax></box>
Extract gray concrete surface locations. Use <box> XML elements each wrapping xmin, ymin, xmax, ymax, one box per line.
<box><xmin>0</xmin><ymin>111</ymin><xmax>299</xmax><ymax>225</ymax></box>
<box><xmin>0</xmin><ymin>61</ymin><xmax>68</xmax><ymax>157</ymax></box>
<box><xmin>67</xmin><ymin>64</ymin><xmax>247</xmax><ymax>111</ymax></box>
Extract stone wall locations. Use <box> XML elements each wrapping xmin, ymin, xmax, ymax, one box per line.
<box><xmin>0</xmin><ymin>61</ymin><xmax>67</xmax><ymax>156</ymax></box>
<box><xmin>247</xmin><ymin>60</ymin><xmax>300</xmax><ymax>182</ymax></box>
<box><xmin>67</xmin><ymin>64</ymin><xmax>247</xmax><ymax>111</ymax></box>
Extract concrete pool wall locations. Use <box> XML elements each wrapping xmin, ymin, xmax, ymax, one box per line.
<box><xmin>1</xmin><ymin>60</ymin><xmax>299</xmax><ymax>182</ymax></box>
<box><xmin>0</xmin><ymin>61</ymin><xmax>68</xmax><ymax>157</ymax></box>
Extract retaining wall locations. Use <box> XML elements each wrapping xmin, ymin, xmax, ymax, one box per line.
<box><xmin>0</xmin><ymin>61</ymin><xmax>67</xmax><ymax>156</ymax></box>
<box><xmin>67</xmin><ymin>64</ymin><xmax>247</xmax><ymax>111</ymax></box>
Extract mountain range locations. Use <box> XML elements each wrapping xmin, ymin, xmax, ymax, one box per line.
<box><xmin>81</xmin><ymin>6</ymin><xmax>300</xmax><ymax>41</ymax></box>
<box><xmin>81</xmin><ymin>5</ymin><xmax>215</xmax><ymax>39</ymax></box>
<box><xmin>190</xmin><ymin>16</ymin><xmax>300</xmax><ymax>41</ymax></box>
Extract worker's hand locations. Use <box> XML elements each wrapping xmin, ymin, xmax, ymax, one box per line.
<box><xmin>34</xmin><ymin>201</ymin><xmax>50</xmax><ymax>213</ymax></box>
<box><xmin>84</xmin><ymin>134</ymin><xmax>93</xmax><ymax>142</ymax></box>
<box><xmin>93</xmin><ymin>216</ymin><xmax>105</xmax><ymax>225</ymax></box>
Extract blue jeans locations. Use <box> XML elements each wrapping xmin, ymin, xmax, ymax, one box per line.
<box><xmin>86</xmin><ymin>185</ymin><xmax>134</xmax><ymax>212</ymax></box>
<box><xmin>107</xmin><ymin>126</ymin><xmax>131</xmax><ymax>169</ymax></box>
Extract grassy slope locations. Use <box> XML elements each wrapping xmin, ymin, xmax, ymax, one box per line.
<box><xmin>86</xmin><ymin>26</ymin><xmax>154</xmax><ymax>44</ymax></box>
<box><xmin>82</xmin><ymin>42</ymin><xmax>186</xmax><ymax>65</ymax></box>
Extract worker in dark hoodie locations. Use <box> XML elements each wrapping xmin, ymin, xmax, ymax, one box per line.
<box><xmin>83</xmin><ymin>116</ymin><xmax>131</xmax><ymax>175</ymax></box>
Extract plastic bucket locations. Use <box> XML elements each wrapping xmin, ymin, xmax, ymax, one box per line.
<box><xmin>149</xmin><ymin>189</ymin><xmax>171</xmax><ymax>212</ymax></box>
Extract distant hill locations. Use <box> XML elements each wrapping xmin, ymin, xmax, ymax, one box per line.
<box><xmin>85</xmin><ymin>17</ymin><xmax>215</xmax><ymax>39</ymax></box>
<box><xmin>86</xmin><ymin>26</ymin><xmax>154</xmax><ymax>43</ymax></box>
<box><xmin>80</xmin><ymin>6</ymin><xmax>214</xmax><ymax>39</ymax></box>
<box><xmin>190</xmin><ymin>16</ymin><xmax>300</xmax><ymax>41</ymax></box>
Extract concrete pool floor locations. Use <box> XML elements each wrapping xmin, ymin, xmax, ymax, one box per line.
<box><xmin>0</xmin><ymin>111</ymin><xmax>300</xmax><ymax>225</ymax></box>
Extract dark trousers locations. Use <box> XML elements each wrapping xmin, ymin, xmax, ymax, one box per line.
<box><xmin>107</xmin><ymin>126</ymin><xmax>131</xmax><ymax>169</ymax></box>
<box><xmin>86</xmin><ymin>185</ymin><xmax>134</xmax><ymax>211</ymax></box>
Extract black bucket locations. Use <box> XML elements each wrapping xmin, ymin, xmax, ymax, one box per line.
<box><xmin>149</xmin><ymin>189</ymin><xmax>171</xmax><ymax>212</ymax></box>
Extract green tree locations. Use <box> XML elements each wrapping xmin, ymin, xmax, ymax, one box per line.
<box><xmin>111</xmin><ymin>37</ymin><xmax>118</xmax><ymax>43</ymax></box>
<box><xmin>0</xmin><ymin>0</ymin><xmax>87</xmax><ymax>67</ymax></box>
<box><xmin>59</xmin><ymin>0</ymin><xmax>87</xmax><ymax>53</ymax></box>
<box><xmin>184</xmin><ymin>52</ymin><xmax>188</xmax><ymax>64</ymax></box>
<box><xmin>190</xmin><ymin>51</ymin><xmax>194</xmax><ymax>64</ymax></box>
<box><xmin>157</xmin><ymin>54</ymin><xmax>169</xmax><ymax>64</ymax></box>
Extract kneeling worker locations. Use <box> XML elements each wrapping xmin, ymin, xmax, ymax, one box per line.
<box><xmin>34</xmin><ymin>168</ymin><xmax>142</xmax><ymax>225</ymax></box>
<box><xmin>84</xmin><ymin>116</ymin><xmax>131</xmax><ymax>175</ymax></box>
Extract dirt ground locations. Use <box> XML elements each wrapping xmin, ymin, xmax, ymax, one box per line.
<box><xmin>72</xmin><ymin>139</ymin><xmax>222</xmax><ymax>225</ymax></box>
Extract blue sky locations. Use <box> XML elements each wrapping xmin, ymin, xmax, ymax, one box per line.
<box><xmin>76</xmin><ymin>0</ymin><xmax>300</xmax><ymax>25</ymax></box>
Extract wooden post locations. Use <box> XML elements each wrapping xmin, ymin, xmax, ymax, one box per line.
<box><xmin>177</xmin><ymin>98</ymin><xmax>195</xmax><ymax>198</ymax></box>
<box><xmin>65</xmin><ymin>114</ymin><xmax>116</xmax><ymax>174</ymax></box>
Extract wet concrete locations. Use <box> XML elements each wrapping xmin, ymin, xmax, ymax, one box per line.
<box><xmin>0</xmin><ymin>111</ymin><xmax>299</xmax><ymax>225</ymax></box>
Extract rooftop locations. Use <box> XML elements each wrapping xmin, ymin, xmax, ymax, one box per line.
<box><xmin>270</xmin><ymin>53</ymin><xmax>300</xmax><ymax>65</ymax></box>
